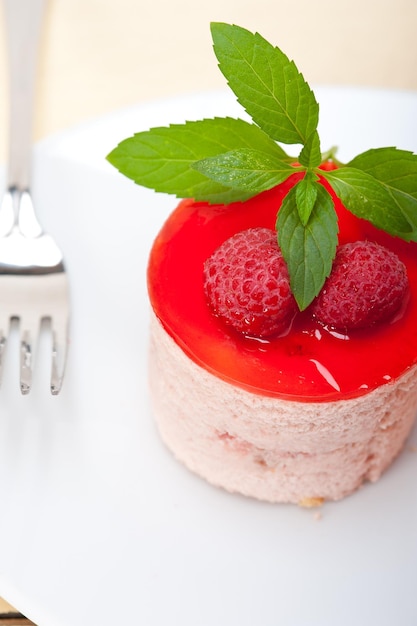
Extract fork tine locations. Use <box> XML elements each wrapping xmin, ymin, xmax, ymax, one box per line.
<box><xmin>19</xmin><ymin>315</ymin><xmax>40</xmax><ymax>395</ymax></box>
<box><xmin>50</xmin><ymin>314</ymin><xmax>69</xmax><ymax>395</ymax></box>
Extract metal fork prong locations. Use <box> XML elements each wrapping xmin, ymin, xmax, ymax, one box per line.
<box><xmin>50</xmin><ymin>315</ymin><xmax>69</xmax><ymax>396</ymax></box>
<box><xmin>19</xmin><ymin>315</ymin><xmax>40</xmax><ymax>395</ymax></box>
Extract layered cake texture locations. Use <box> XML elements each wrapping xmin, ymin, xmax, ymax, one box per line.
<box><xmin>149</xmin><ymin>311</ymin><xmax>417</xmax><ymax>504</ymax></box>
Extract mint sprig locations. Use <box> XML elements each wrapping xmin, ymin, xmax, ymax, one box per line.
<box><xmin>295</xmin><ymin>170</ymin><xmax>320</xmax><ymax>226</ymax></box>
<box><xmin>347</xmin><ymin>147</ymin><xmax>417</xmax><ymax>238</ymax></box>
<box><xmin>210</xmin><ymin>22</ymin><xmax>319</xmax><ymax>145</ymax></box>
<box><xmin>298</xmin><ymin>131</ymin><xmax>321</xmax><ymax>168</ymax></box>
<box><xmin>107</xmin><ymin>116</ymin><xmax>290</xmax><ymax>204</ymax></box>
<box><xmin>193</xmin><ymin>148</ymin><xmax>299</xmax><ymax>194</ymax></box>
<box><xmin>277</xmin><ymin>182</ymin><xmax>338</xmax><ymax>309</ymax></box>
<box><xmin>321</xmin><ymin>166</ymin><xmax>415</xmax><ymax>240</ymax></box>
<box><xmin>107</xmin><ymin>22</ymin><xmax>417</xmax><ymax>310</ymax></box>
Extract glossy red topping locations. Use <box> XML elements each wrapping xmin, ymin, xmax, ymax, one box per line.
<box><xmin>147</xmin><ymin>174</ymin><xmax>417</xmax><ymax>401</ymax></box>
<box><xmin>203</xmin><ymin>227</ymin><xmax>297</xmax><ymax>337</ymax></box>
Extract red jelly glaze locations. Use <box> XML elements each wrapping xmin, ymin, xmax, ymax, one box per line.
<box><xmin>147</xmin><ymin>172</ymin><xmax>417</xmax><ymax>401</ymax></box>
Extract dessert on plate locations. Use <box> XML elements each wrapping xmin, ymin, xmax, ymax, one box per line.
<box><xmin>108</xmin><ymin>23</ymin><xmax>417</xmax><ymax>504</ymax></box>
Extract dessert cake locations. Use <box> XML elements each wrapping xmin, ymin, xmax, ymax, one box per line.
<box><xmin>147</xmin><ymin>179</ymin><xmax>417</xmax><ymax>503</ymax></box>
<box><xmin>108</xmin><ymin>23</ymin><xmax>417</xmax><ymax>504</ymax></box>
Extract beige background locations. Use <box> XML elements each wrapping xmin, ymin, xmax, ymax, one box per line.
<box><xmin>0</xmin><ymin>0</ymin><xmax>416</xmax><ymax>161</ymax></box>
<box><xmin>0</xmin><ymin>597</ymin><xmax>15</xmax><ymax>613</ymax></box>
<box><xmin>0</xmin><ymin>0</ymin><xmax>416</xmax><ymax>618</ymax></box>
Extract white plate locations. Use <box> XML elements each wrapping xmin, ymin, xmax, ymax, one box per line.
<box><xmin>0</xmin><ymin>88</ymin><xmax>417</xmax><ymax>626</ymax></box>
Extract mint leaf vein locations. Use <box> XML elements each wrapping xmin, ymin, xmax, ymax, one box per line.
<box><xmin>210</xmin><ymin>22</ymin><xmax>319</xmax><ymax>145</ymax></box>
<box><xmin>277</xmin><ymin>183</ymin><xmax>338</xmax><ymax>310</ymax></box>
<box><xmin>193</xmin><ymin>148</ymin><xmax>298</xmax><ymax>195</ymax></box>
<box><xmin>322</xmin><ymin>166</ymin><xmax>415</xmax><ymax>240</ymax></box>
<box><xmin>107</xmin><ymin>117</ymin><xmax>289</xmax><ymax>203</ymax></box>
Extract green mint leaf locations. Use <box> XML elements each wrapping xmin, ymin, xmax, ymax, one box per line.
<box><xmin>295</xmin><ymin>171</ymin><xmax>319</xmax><ymax>225</ymax></box>
<box><xmin>192</xmin><ymin>148</ymin><xmax>297</xmax><ymax>195</ymax></box>
<box><xmin>276</xmin><ymin>182</ymin><xmax>338</xmax><ymax>310</ymax></box>
<box><xmin>106</xmin><ymin>117</ymin><xmax>289</xmax><ymax>204</ymax></box>
<box><xmin>298</xmin><ymin>131</ymin><xmax>321</xmax><ymax>168</ymax></box>
<box><xmin>322</xmin><ymin>166</ymin><xmax>416</xmax><ymax>241</ymax></box>
<box><xmin>348</xmin><ymin>147</ymin><xmax>417</xmax><ymax>195</ymax></box>
<box><xmin>348</xmin><ymin>147</ymin><xmax>417</xmax><ymax>237</ymax></box>
<box><xmin>210</xmin><ymin>22</ymin><xmax>319</xmax><ymax>145</ymax></box>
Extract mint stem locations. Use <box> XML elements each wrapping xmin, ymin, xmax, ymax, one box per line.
<box><xmin>320</xmin><ymin>146</ymin><xmax>343</xmax><ymax>167</ymax></box>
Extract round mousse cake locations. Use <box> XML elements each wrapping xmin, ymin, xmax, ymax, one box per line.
<box><xmin>147</xmin><ymin>176</ymin><xmax>417</xmax><ymax>505</ymax></box>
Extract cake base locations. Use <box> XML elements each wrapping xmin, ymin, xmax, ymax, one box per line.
<box><xmin>149</xmin><ymin>312</ymin><xmax>417</xmax><ymax>504</ymax></box>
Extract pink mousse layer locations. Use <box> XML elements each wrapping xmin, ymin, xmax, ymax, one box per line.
<box><xmin>149</xmin><ymin>311</ymin><xmax>417</xmax><ymax>504</ymax></box>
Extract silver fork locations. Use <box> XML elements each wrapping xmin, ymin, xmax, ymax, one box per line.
<box><xmin>0</xmin><ymin>0</ymin><xmax>70</xmax><ymax>395</ymax></box>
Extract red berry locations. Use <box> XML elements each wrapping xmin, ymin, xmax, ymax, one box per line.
<box><xmin>312</xmin><ymin>240</ymin><xmax>408</xmax><ymax>330</ymax></box>
<box><xmin>203</xmin><ymin>228</ymin><xmax>297</xmax><ymax>338</ymax></box>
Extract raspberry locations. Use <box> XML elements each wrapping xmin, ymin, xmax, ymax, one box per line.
<box><xmin>203</xmin><ymin>228</ymin><xmax>297</xmax><ymax>338</ymax></box>
<box><xmin>312</xmin><ymin>240</ymin><xmax>408</xmax><ymax>330</ymax></box>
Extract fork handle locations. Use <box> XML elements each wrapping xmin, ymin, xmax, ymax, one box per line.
<box><xmin>3</xmin><ymin>0</ymin><xmax>47</xmax><ymax>192</ymax></box>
